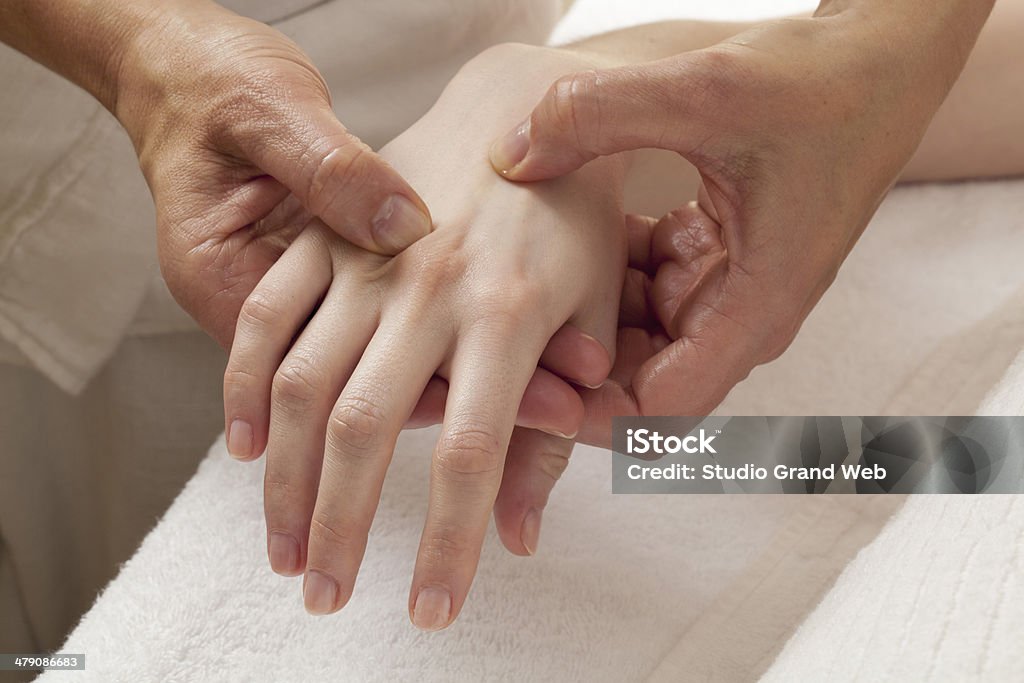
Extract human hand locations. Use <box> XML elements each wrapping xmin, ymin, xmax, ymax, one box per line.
<box><xmin>490</xmin><ymin>10</ymin><xmax>991</xmax><ymax>443</ymax></box>
<box><xmin>111</xmin><ymin>1</ymin><xmax>432</xmax><ymax>346</ymax></box>
<box><xmin>223</xmin><ymin>44</ymin><xmax>625</xmax><ymax>629</ymax></box>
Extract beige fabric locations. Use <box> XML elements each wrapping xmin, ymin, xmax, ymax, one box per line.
<box><xmin>0</xmin><ymin>0</ymin><xmax>563</xmax><ymax>657</ymax></box>
<box><xmin>0</xmin><ymin>0</ymin><xmax>564</xmax><ymax>392</ymax></box>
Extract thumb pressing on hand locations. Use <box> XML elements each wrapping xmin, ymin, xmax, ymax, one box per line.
<box><xmin>488</xmin><ymin>58</ymin><xmax>715</xmax><ymax>182</ymax></box>
<box><xmin>241</xmin><ymin>101</ymin><xmax>433</xmax><ymax>254</ymax></box>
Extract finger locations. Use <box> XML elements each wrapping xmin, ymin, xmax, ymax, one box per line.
<box><xmin>489</xmin><ymin>58</ymin><xmax>714</xmax><ymax>180</ymax></box>
<box><xmin>493</xmin><ymin>429</ymin><xmax>575</xmax><ymax>556</ymax></box>
<box><xmin>407</xmin><ymin>369</ymin><xmax>585</xmax><ymax>438</ymax></box>
<box><xmin>583</xmin><ymin>270</ymin><xmax>798</xmax><ymax>447</ymax></box>
<box><xmin>538</xmin><ymin>325</ymin><xmax>611</xmax><ymax>389</ymax></box>
<box><xmin>405</xmin><ymin>376</ymin><xmax>449</xmax><ymax>429</ymax></box>
<box><xmin>163</xmin><ymin>177</ymin><xmax>295</xmax><ymax>349</ymax></box>
<box><xmin>222</xmin><ymin>227</ymin><xmax>332</xmax><ymax>461</ymax></box>
<box><xmin>626</xmin><ymin>213</ymin><xmax>658</xmax><ymax>273</ymax></box>
<box><xmin>409</xmin><ymin>326</ymin><xmax>546</xmax><ymax>631</ymax></box>
<box><xmin>263</xmin><ymin>285</ymin><xmax>378</xmax><ymax>576</ymax></box>
<box><xmin>649</xmin><ymin>202</ymin><xmax>728</xmax><ymax>337</ymax></box>
<box><xmin>620</xmin><ymin>268</ymin><xmax>657</xmax><ymax>329</ymax></box>
<box><xmin>303</xmin><ymin>319</ymin><xmax>446</xmax><ymax>615</ymax></box>
<box><xmin>239</xmin><ymin>103</ymin><xmax>432</xmax><ymax>254</ymax></box>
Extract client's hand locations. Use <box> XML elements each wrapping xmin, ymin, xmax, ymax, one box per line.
<box><xmin>224</xmin><ymin>45</ymin><xmax>626</xmax><ymax>630</ymax></box>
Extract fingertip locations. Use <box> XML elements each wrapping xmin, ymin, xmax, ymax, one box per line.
<box><xmin>570</xmin><ymin>332</ymin><xmax>613</xmax><ymax>389</ymax></box>
<box><xmin>540</xmin><ymin>326</ymin><xmax>612</xmax><ymax>391</ymax></box>
<box><xmin>520</xmin><ymin>507</ymin><xmax>543</xmax><ymax>556</ymax></box>
<box><xmin>370</xmin><ymin>193</ymin><xmax>432</xmax><ymax>254</ymax></box>
<box><xmin>227</xmin><ymin>419</ymin><xmax>255</xmax><ymax>461</ymax></box>
<box><xmin>517</xmin><ymin>370</ymin><xmax>584</xmax><ymax>439</ymax></box>
<box><xmin>488</xmin><ymin>118</ymin><xmax>531</xmax><ymax>177</ymax></box>
<box><xmin>303</xmin><ymin>570</ymin><xmax>349</xmax><ymax>616</ymax></box>
<box><xmin>411</xmin><ymin>586</ymin><xmax>453</xmax><ymax>632</ymax></box>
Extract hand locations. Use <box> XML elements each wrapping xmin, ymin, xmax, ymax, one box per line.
<box><xmin>489</xmin><ymin>12</ymin><xmax>988</xmax><ymax>443</ymax></box>
<box><xmin>112</xmin><ymin>1</ymin><xmax>433</xmax><ymax>346</ymax></box>
<box><xmin>223</xmin><ymin>44</ymin><xmax>625</xmax><ymax>629</ymax></box>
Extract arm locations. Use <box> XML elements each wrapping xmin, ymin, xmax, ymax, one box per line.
<box><xmin>489</xmin><ymin>1</ymin><xmax>1003</xmax><ymax>444</ymax></box>
<box><xmin>0</xmin><ymin>0</ymin><xmax>431</xmax><ymax>346</ymax></box>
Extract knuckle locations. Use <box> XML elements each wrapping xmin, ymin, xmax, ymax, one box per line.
<box><xmin>688</xmin><ymin>48</ymin><xmax>743</xmax><ymax>105</ymax></box>
<box><xmin>435</xmin><ymin>426</ymin><xmax>504</xmax><ymax>477</ymax></box>
<box><xmin>238</xmin><ymin>291</ymin><xmax>281</xmax><ymax>332</ymax></box>
<box><xmin>418</xmin><ymin>530</ymin><xmax>475</xmax><ymax>567</ymax></box>
<box><xmin>472</xmin><ymin>283</ymin><xmax>544</xmax><ymax>332</ymax></box>
<box><xmin>223</xmin><ymin>365</ymin><xmax>259</xmax><ymax>394</ymax></box>
<box><xmin>546</xmin><ymin>69</ymin><xmax>602</xmax><ymax>149</ymax></box>
<box><xmin>407</xmin><ymin>248</ymin><xmax>463</xmax><ymax>293</ymax></box>
<box><xmin>304</xmin><ymin>138</ymin><xmax>372</xmax><ymax>218</ymax></box>
<box><xmin>272</xmin><ymin>357</ymin><xmax>329</xmax><ymax>412</ymax></box>
<box><xmin>326</xmin><ymin>396</ymin><xmax>388</xmax><ymax>458</ymax></box>
<box><xmin>535</xmin><ymin>446</ymin><xmax>572</xmax><ymax>484</ymax></box>
<box><xmin>308</xmin><ymin>515</ymin><xmax>362</xmax><ymax>552</ymax></box>
<box><xmin>263</xmin><ymin>476</ymin><xmax>303</xmax><ymax>511</ymax></box>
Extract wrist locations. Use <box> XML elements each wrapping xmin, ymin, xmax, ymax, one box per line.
<box><xmin>446</xmin><ymin>42</ymin><xmax>628</xmax><ymax>178</ymax></box>
<box><xmin>814</xmin><ymin>0</ymin><xmax>994</xmax><ymax>91</ymax></box>
<box><xmin>111</xmin><ymin>1</ymin><xmax>229</xmax><ymax>146</ymax></box>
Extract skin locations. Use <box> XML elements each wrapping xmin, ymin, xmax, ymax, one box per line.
<box><xmin>226</xmin><ymin>44</ymin><xmax>626</xmax><ymax>629</ymax></box>
<box><xmin>234</xmin><ymin>1</ymin><xmax>1022</xmax><ymax>627</ymax></box>
<box><xmin>490</xmin><ymin>0</ymin><xmax>1000</xmax><ymax>446</ymax></box>
<box><xmin>0</xmin><ymin>0</ymin><xmax>443</xmax><ymax>346</ymax></box>
<box><xmin>5</xmin><ymin>0</ymin><xmax>1021</xmax><ymax>632</ymax></box>
<box><xmin>0</xmin><ymin>0</ymin><xmax>603</xmax><ymax>448</ymax></box>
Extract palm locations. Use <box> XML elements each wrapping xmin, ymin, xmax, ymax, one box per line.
<box><xmin>578</xmin><ymin>206</ymin><xmax>731</xmax><ymax>446</ymax></box>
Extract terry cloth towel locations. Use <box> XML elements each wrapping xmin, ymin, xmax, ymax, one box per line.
<box><xmin>759</xmin><ymin>359</ymin><xmax>1024</xmax><ymax>682</ymax></box>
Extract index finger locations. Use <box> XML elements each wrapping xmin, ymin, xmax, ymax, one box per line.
<box><xmin>408</xmin><ymin>323</ymin><xmax>547</xmax><ymax>631</ymax></box>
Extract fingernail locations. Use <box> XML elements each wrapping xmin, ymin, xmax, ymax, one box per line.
<box><xmin>521</xmin><ymin>508</ymin><xmax>543</xmax><ymax>556</ymax></box>
<box><xmin>538</xmin><ymin>427</ymin><xmax>578</xmax><ymax>440</ymax></box>
<box><xmin>227</xmin><ymin>419</ymin><xmax>253</xmax><ymax>460</ymax></box>
<box><xmin>268</xmin><ymin>532</ymin><xmax>301</xmax><ymax>576</ymax></box>
<box><xmin>412</xmin><ymin>587</ymin><xmax>451</xmax><ymax>631</ymax></box>
<box><xmin>372</xmin><ymin>194</ymin><xmax>431</xmax><ymax>252</ymax></box>
<box><xmin>303</xmin><ymin>570</ymin><xmax>339</xmax><ymax>615</ymax></box>
<box><xmin>489</xmin><ymin>118</ymin><xmax>531</xmax><ymax>174</ymax></box>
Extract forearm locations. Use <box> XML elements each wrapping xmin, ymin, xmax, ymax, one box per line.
<box><xmin>0</xmin><ymin>0</ymin><xmax>239</xmax><ymax>121</ymax></box>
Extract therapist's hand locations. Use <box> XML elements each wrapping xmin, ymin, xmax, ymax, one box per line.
<box><xmin>113</xmin><ymin>1</ymin><xmax>431</xmax><ymax>346</ymax></box>
<box><xmin>490</xmin><ymin>12</ymin><xmax>988</xmax><ymax>442</ymax></box>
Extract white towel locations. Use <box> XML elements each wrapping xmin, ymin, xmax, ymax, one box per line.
<box><xmin>41</xmin><ymin>173</ymin><xmax>1024</xmax><ymax>681</ymax></box>
<box><xmin>759</xmin><ymin>359</ymin><xmax>1024</xmax><ymax>683</ymax></box>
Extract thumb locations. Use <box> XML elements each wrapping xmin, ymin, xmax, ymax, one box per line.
<box><xmin>489</xmin><ymin>59</ymin><xmax>707</xmax><ymax>181</ymax></box>
<box><xmin>242</xmin><ymin>103</ymin><xmax>432</xmax><ymax>255</ymax></box>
